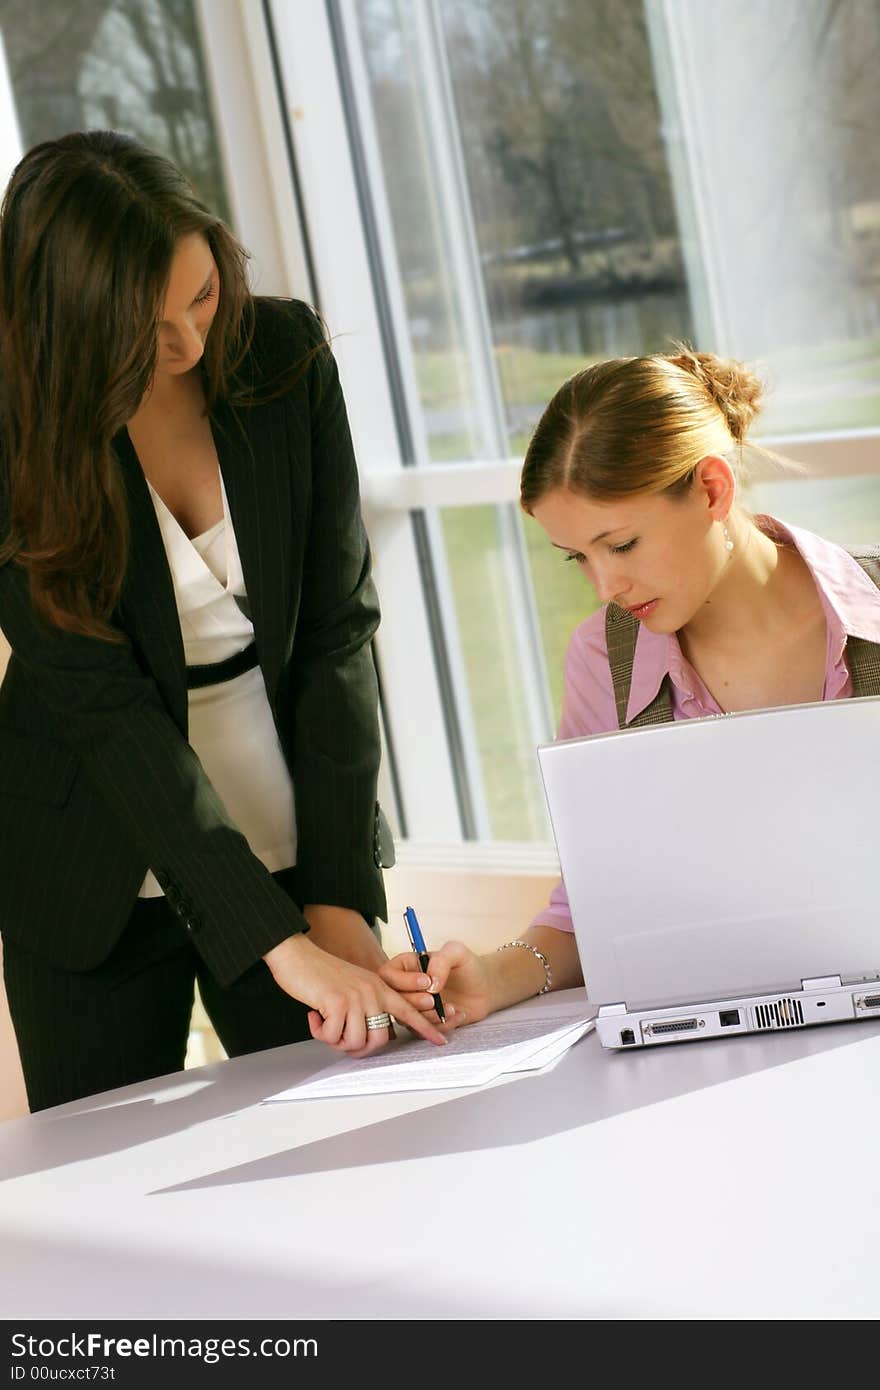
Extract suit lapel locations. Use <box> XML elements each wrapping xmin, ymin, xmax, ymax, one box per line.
<box><xmin>210</xmin><ymin>395</ymin><xmax>293</xmax><ymax>708</ymax></box>
<box><xmin>115</xmin><ymin>430</ymin><xmax>188</xmax><ymax>733</ymax></box>
<box><xmin>114</xmin><ymin>391</ymin><xmax>294</xmax><ymax>729</ymax></box>
<box><xmin>846</xmin><ymin>637</ymin><xmax>880</xmax><ymax>696</ymax></box>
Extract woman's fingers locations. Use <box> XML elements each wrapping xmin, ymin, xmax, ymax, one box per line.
<box><xmin>389</xmin><ymin>993</ymin><xmax>448</xmax><ymax>1045</ymax></box>
<box><xmin>308</xmin><ymin>1001</ymin><xmax>347</xmax><ymax>1046</ymax></box>
<box><xmin>378</xmin><ymin>967</ymin><xmax>440</xmax><ymax>1004</ymax></box>
<box><xmin>382</xmin><ymin>951</ymin><xmax>426</xmax><ymax>974</ymax></box>
<box><xmin>378</xmin><ymin>954</ymin><xmax>431</xmax><ymax>990</ymax></box>
<box><xmin>380</xmin><ymin>945</ymin><xmax>459</xmax><ymax>994</ymax></box>
<box><xmin>307</xmin><ymin>986</ymin><xmax>446</xmax><ymax>1053</ymax></box>
<box><xmin>436</xmin><ymin>1006</ymin><xmax>466</xmax><ymax>1031</ymax></box>
<box><xmin>343</xmin><ymin>1017</ymin><xmax>395</xmax><ymax>1059</ymax></box>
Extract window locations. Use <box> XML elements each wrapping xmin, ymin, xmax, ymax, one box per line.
<box><xmin>0</xmin><ymin>0</ymin><xmax>229</xmax><ymax>215</ymax></box>
<box><xmin>271</xmin><ymin>0</ymin><xmax>880</xmax><ymax>849</ymax></box>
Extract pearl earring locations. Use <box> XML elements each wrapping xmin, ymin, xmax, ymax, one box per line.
<box><xmin>721</xmin><ymin>521</ymin><xmax>734</xmax><ymax>554</ymax></box>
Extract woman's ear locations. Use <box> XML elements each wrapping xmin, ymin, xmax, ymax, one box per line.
<box><xmin>693</xmin><ymin>454</ymin><xmax>736</xmax><ymax>521</ymax></box>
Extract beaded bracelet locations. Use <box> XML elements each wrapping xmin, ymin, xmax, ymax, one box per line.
<box><xmin>497</xmin><ymin>940</ymin><xmax>552</xmax><ymax>995</ymax></box>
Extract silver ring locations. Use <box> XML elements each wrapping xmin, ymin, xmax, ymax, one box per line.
<box><xmin>365</xmin><ymin>1012</ymin><xmax>392</xmax><ymax>1031</ymax></box>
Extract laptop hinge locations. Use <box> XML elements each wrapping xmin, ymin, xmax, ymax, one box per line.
<box><xmin>802</xmin><ymin>975</ymin><xmax>842</xmax><ymax>990</ymax></box>
<box><xmin>598</xmin><ymin>1002</ymin><xmax>628</xmax><ymax>1017</ymax></box>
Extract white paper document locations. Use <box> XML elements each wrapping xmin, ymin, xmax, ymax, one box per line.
<box><xmin>263</xmin><ymin>1003</ymin><xmax>594</xmax><ymax>1101</ymax></box>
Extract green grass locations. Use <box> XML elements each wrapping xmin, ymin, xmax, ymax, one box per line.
<box><xmin>436</xmin><ymin>503</ymin><xmax>598</xmax><ymax>839</ymax></box>
<box><xmin>438</xmin><ymin>505</ymin><xmax>546</xmax><ymax>839</ymax></box>
<box><xmin>761</xmin><ymin>390</ymin><xmax>880</xmax><ymax>437</ymax></box>
<box><xmin>414</xmin><ymin>344</ymin><xmax>595</xmax><ymax>413</ymax></box>
<box><xmin>759</xmin><ymin>334</ymin><xmax>880</xmax><ymax>373</ymax></box>
<box><xmin>414</xmin><ymin>337</ymin><xmax>880</xmax><ymax>448</ymax></box>
<box><xmin>520</xmin><ymin>510</ymin><xmax>601</xmax><ymax>720</ymax></box>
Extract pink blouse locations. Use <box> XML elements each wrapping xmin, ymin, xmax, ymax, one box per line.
<box><xmin>533</xmin><ymin>516</ymin><xmax>880</xmax><ymax>932</ymax></box>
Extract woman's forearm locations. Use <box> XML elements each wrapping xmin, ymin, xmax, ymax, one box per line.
<box><xmin>483</xmin><ymin>924</ymin><xmax>584</xmax><ymax>1014</ymax></box>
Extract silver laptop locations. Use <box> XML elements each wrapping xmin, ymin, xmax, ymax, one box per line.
<box><xmin>537</xmin><ymin>697</ymin><xmax>880</xmax><ymax>1049</ymax></box>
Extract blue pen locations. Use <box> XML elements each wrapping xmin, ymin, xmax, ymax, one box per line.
<box><xmin>403</xmin><ymin>905</ymin><xmax>446</xmax><ymax>1023</ymax></box>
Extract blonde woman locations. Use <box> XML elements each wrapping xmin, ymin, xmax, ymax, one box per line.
<box><xmin>380</xmin><ymin>350</ymin><xmax>880</xmax><ymax>1023</ymax></box>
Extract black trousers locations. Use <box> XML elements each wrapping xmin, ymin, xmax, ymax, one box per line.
<box><xmin>3</xmin><ymin>867</ymin><xmax>311</xmax><ymax>1113</ymax></box>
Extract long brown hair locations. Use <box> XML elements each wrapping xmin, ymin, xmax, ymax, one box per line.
<box><xmin>0</xmin><ymin>130</ymin><xmax>256</xmax><ymax>640</ymax></box>
<box><xmin>520</xmin><ymin>347</ymin><xmax>765</xmax><ymax>513</ymax></box>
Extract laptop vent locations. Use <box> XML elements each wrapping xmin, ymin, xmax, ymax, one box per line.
<box><xmin>754</xmin><ymin>997</ymin><xmax>804</xmax><ymax>1030</ymax></box>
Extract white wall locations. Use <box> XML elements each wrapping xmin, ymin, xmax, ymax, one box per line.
<box><xmin>382</xmin><ymin>863</ymin><xmax>558</xmax><ymax>957</ymax></box>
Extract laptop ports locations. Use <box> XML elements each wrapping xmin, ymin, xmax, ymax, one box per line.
<box><xmin>643</xmin><ymin>1017</ymin><xmax>703</xmax><ymax>1037</ymax></box>
<box><xmin>619</xmin><ymin>1028</ymin><xmax>635</xmax><ymax>1046</ymax></box>
<box><xmin>719</xmin><ymin>1009</ymin><xmax>740</xmax><ymax>1027</ymax></box>
<box><xmin>855</xmin><ymin>993</ymin><xmax>880</xmax><ymax>1012</ymax></box>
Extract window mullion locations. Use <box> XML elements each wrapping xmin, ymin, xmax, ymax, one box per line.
<box><xmin>268</xmin><ymin>0</ymin><xmax>463</xmax><ymax>840</ymax></box>
<box><xmin>331</xmin><ymin>0</ymin><xmax>492</xmax><ymax>838</ymax></box>
<box><xmin>644</xmin><ymin>0</ymin><xmax>729</xmax><ymax>349</ymax></box>
<box><xmin>193</xmin><ymin>0</ymin><xmax>311</xmax><ymax>297</ymax></box>
<box><xmin>0</xmin><ymin>32</ymin><xmax>22</xmax><ymax>191</ymax></box>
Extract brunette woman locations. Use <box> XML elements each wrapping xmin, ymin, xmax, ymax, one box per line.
<box><xmin>0</xmin><ymin>130</ymin><xmax>446</xmax><ymax>1111</ymax></box>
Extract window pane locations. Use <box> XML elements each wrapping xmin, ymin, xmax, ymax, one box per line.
<box><xmin>652</xmin><ymin>0</ymin><xmax>880</xmax><ymax>436</ymax></box>
<box><xmin>443</xmin><ymin>0</ymin><xmax>692</xmax><ymax>429</ymax></box>
<box><xmin>438</xmin><ymin>503</ymin><xmax>549</xmax><ymax>838</ymax></box>
<box><xmin>749</xmin><ymin>475</ymin><xmax>880</xmax><ymax>548</ymax></box>
<box><xmin>0</xmin><ymin>0</ymin><xmax>229</xmax><ymax>218</ymax></box>
<box><xmin>521</xmin><ymin>511</ymin><xmax>601</xmax><ymax>724</ymax></box>
<box><xmin>358</xmin><ymin>0</ymin><xmax>691</xmax><ymax>465</ymax></box>
<box><xmin>357</xmin><ymin>0</ymin><xmax>485</xmax><ymax>464</ymax></box>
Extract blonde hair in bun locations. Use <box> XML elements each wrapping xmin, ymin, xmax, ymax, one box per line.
<box><xmin>521</xmin><ymin>345</ymin><xmax>766</xmax><ymax>511</ymax></box>
<box><xmin>664</xmin><ymin>345</ymin><xmax>764</xmax><ymax>445</ymax></box>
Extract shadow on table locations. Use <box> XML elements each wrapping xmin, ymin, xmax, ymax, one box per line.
<box><xmin>154</xmin><ymin>1016</ymin><xmax>880</xmax><ymax>1195</ymax></box>
<box><xmin>1</xmin><ymin>1223</ymin><xmax>602</xmax><ymax>1320</ymax></box>
<box><xmin>0</xmin><ymin>1043</ymin><xmax>319</xmax><ymax>1184</ymax></box>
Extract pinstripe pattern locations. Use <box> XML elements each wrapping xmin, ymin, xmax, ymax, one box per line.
<box><xmin>605</xmin><ymin>548</ymin><xmax>880</xmax><ymax>730</ymax></box>
<box><xmin>3</xmin><ymin>866</ymin><xmax>312</xmax><ymax>1111</ymax></box>
<box><xmin>0</xmin><ymin>299</ymin><xmax>386</xmax><ymax>988</ymax></box>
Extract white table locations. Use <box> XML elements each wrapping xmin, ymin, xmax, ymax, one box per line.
<box><xmin>1</xmin><ymin>988</ymin><xmax>879</xmax><ymax>1320</ymax></box>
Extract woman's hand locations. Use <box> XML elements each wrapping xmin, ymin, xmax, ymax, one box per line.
<box><xmin>302</xmin><ymin>903</ymin><xmax>388</xmax><ymax>972</ymax></box>
<box><xmin>379</xmin><ymin>940</ymin><xmax>494</xmax><ymax>1031</ymax></box>
<box><xmin>263</xmin><ymin>932</ymin><xmax>448</xmax><ymax>1058</ymax></box>
<box><xmin>379</xmin><ymin>928</ymin><xmax>583</xmax><ymax>1028</ymax></box>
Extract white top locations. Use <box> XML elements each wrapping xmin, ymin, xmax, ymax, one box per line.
<box><xmin>139</xmin><ymin>473</ymin><xmax>297</xmax><ymax>897</ymax></box>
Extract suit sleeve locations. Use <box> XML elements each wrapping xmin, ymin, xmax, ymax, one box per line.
<box><xmin>0</xmin><ymin>522</ymin><xmax>309</xmax><ymax>988</ymax></box>
<box><xmin>285</xmin><ymin>312</ymin><xmax>387</xmax><ymax>923</ymax></box>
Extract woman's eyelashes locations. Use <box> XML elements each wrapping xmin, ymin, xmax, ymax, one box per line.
<box><xmin>193</xmin><ymin>281</ymin><xmax>216</xmax><ymax>306</ymax></box>
<box><xmin>562</xmin><ymin>539</ymin><xmax>637</xmax><ymax>563</ymax></box>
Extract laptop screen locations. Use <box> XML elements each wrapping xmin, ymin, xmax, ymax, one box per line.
<box><xmin>537</xmin><ymin>698</ymin><xmax>880</xmax><ymax>1012</ymax></box>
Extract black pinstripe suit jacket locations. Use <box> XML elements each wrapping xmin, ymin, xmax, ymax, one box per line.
<box><xmin>0</xmin><ymin>298</ymin><xmax>387</xmax><ymax>986</ymax></box>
